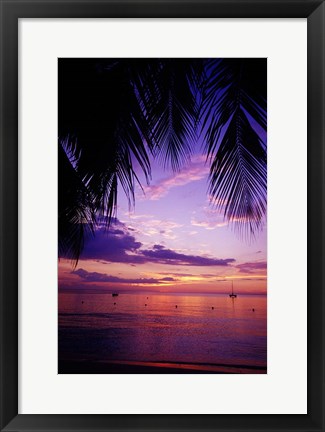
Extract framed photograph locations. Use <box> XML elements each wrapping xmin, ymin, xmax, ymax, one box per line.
<box><xmin>58</xmin><ymin>56</ymin><xmax>268</xmax><ymax>376</ymax></box>
<box><xmin>0</xmin><ymin>0</ymin><xmax>324</xmax><ymax>431</ymax></box>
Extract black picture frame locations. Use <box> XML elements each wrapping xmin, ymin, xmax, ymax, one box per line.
<box><xmin>1</xmin><ymin>1</ymin><xmax>324</xmax><ymax>431</ymax></box>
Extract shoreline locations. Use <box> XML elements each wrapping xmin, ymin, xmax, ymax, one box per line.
<box><xmin>58</xmin><ymin>359</ymin><xmax>267</xmax><ymax>374</ymax></box>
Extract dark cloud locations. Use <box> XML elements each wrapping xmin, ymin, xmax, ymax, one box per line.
<box><xmin>80</xmin><ymin>219</ymin><xmax>235</xmax><ymax>267</ymax></box>
<box><xmin>80</xmin><ymin>221</ymin><xmax>143</xmax><ymax>263</ymax></box>
<box><xmin>110</xmin><ymin>229</ymin><xmax>124</xmax><ymax>235</ymax></box>
<box><xmin>72</xmin><ymin>268</ymin><xmax>175</xmax><ymax>284</ymax></box>
<box><xmin>236</xmin><ymin>261</ymin><xmax>267</xmax><ymax>274</ymax></box>
<box><xmin>141</xmin><ymin>247</ymin><xmax>234</xmax><ymax>266</ymax></box>
<box><xmin>159</xmin><ymin>272</ymin><xmax>193</xmax><ymax>277</ymax></box>
<box><xmin>153</xmin><ymin>244</ymin><xmax>165</xmax><ymax>251</ymax></box>
<box><xmin>240</xmin><ymin>277</ymin><xmax>266</xmax><ymax>281</ymax></box>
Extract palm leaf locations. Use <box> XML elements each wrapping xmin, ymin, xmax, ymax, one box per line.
<box><xmin>202</xmin><ymin>58</ymin><xmax>267</xmax><ymax>234</ymax></box>
<box><xmin>208</xmin><ymin>107</ymin><xmax>267</xmax><ymax>237</ymax></box>
<box><xmin>58</xmin><ymin>139</ymin><xmax>96</xmax><ymax>264</ymax></box>
<box><xmin>135</xmin><ymin>59</ymin><xmax>202</xmax><ymax>171</ymax></box>
<box><xmin>59</xmin><ymin>59</ymin><xmax>153</xmax><ymax>228</ymax></box>
<box><xmin>58</xmin><ymin>58</ymin><xmax>267</xmax><ymax>261</ymax></box>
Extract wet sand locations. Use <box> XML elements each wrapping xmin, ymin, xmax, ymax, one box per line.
<box><xmin>59</xmin><ymin>359</ymin><xmax>267</xmax><ymax>374</ymax></box>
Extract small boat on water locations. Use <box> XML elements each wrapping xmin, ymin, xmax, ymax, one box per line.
<box><xmin>112</xmin><ymin>293</ymin><xmax>119</xmax><ymax>297</ymax></box>
<box><xmin>229</xmin><ymin>281</ymin><xmax>237</xmax><ymax>298</ymax></box>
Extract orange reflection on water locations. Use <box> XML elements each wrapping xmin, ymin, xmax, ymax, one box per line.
<box><xmin>59</xmin><ymin>292</ymin><xmax>267</xmax><ymax>371</ymax></box>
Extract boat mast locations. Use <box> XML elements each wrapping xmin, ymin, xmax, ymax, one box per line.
<box><xmin>232</xmin><ymin>280</ymin><xmax>234</xmax><ymax>295</ymax></box>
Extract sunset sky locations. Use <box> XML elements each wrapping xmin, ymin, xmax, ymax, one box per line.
<box><xmin>59</xmin><ymin>139</ymin><xmax>267</xmax><ymax>295</ymax></box>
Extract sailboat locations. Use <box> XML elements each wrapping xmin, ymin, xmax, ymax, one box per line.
<box><xmin>229</xmin><ymin>281</ymin><xmax>237</xmax><ymax>298</ymax></box>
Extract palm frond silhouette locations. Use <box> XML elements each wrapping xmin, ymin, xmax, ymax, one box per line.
<box><xmin>201</xmin><ymin>59</ymin><xmax>267</xmax><ymax>237</ymax></box>
<box><xmin>58</xmin><ymin>58</ymin><xmax>267</xmax><ymax>260</ymax></box>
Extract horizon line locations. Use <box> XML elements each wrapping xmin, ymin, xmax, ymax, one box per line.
<box><xmin>58</xmin><ymin>287</ymin><xmax>267</xmax><ymax>296</ymax></box>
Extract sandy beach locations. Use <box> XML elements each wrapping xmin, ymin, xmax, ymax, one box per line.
<box><xmin>59</xmin><ymin>359</ymin><xmax>267</xmax><ymax>374</ymax></box>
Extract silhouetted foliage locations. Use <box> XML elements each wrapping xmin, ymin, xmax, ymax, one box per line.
<box><xmin>201</xmin><ymin>59</ymin><xmax>267</xmax><ymax>237</ymax></box>
<box><xmin>58</xmin><ymin>58</ymin><xmax>267</xmax><ymax>261</ymax></box>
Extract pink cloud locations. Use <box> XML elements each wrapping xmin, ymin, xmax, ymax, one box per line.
<box><xmin>236</xmin><ymin>261</ymin><xmax>267</xmax><ymax>274</ymax></box>
<box><xmin>139</xmin><ymin>155</ymin><xmax>209</xmax><ymax>200</ymax></box>
<box><xmin>191</xmin><ymin>219</ymin><xmax>228</xmax><ymax>230</ymax></box>
<box><xmin>190</xmin><ymin>206</ymin><xmax>262</xmax><ymax>231</ymax></box>
<box><xmin>121</xmin><ymin>217</ymin><xmax>182</xmax><ymax>239</ymax></box>
<box><xmin>72</xmin><ymin>268</ymin><xmax>177</xmax><ymax>285</ymax></box>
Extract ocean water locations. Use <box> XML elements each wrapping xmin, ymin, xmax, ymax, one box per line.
<box><xmin>58</xmin><ymin>292</ymin><xmax>267</xmax><ymax>372</ymax></box>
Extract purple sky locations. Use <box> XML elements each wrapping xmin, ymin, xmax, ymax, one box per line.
<box><xmin>59</xmin><ymin>142</ymin><xmax>266</xmax><ymax>294</ymax></box>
